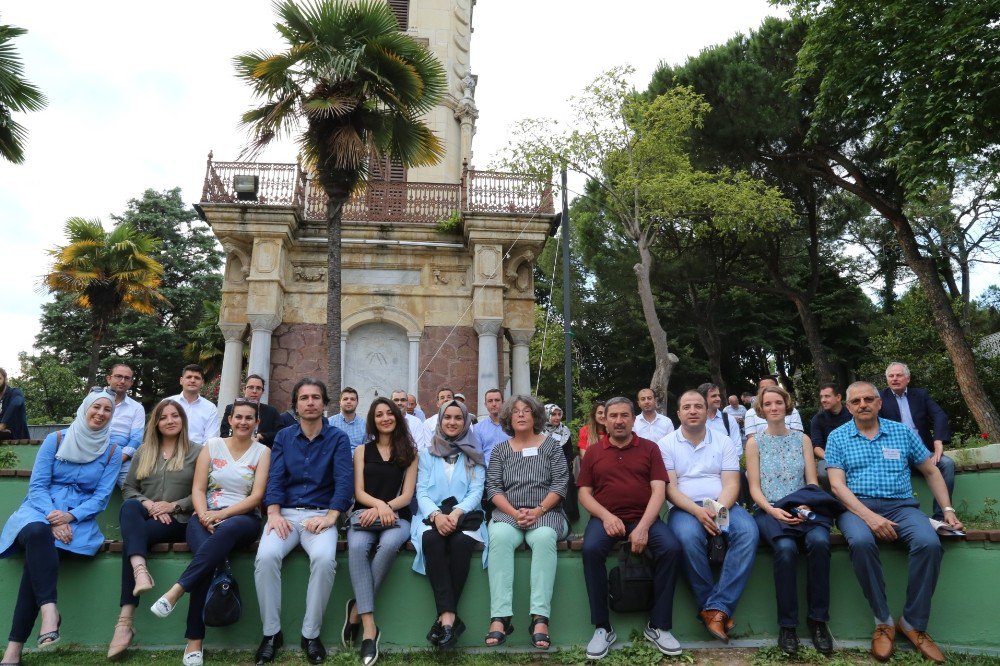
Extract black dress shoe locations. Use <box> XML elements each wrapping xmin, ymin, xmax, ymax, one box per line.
<box><xmin>426</xmin><ymin>620</ymin><xmax>443</xmax><ymax>646</ymax></box>
<box><xmin>437</xmin><ymin>617</ymin><xmax>466</xmax><ymax>650</ymax></box>
<box><xmin>301</xmin><ymin>635</ymin><xmax>327</xmax><ymax>664</ymax></box>
<box><xmin>342</xmin><ymin>598</ymin><xmax>360</xmax><ymax>647</ymax></box>
<box><xmin>809</xmin><ymin>619</ymin><xmax>834</xmax><ymax>655</ymax></box>
<box><xmin>360</xmin><ymin>628</ymin><xmax>381</xmax><ymax>666</ymax></box>
<box><xmin>254</xmin><ymin>631</ymin><xmax>283</xmax><ymax>665</ymax></box>
<box><xmin>778</xmin><ymin>627</ymin><xmax>800</xmax><ymax>655</ymax></box>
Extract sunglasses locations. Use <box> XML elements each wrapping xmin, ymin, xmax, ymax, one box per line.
<box><xmin>89</xmin><ymin>387</ymin><xmax>116</xmax><ymax>397</ymax></box>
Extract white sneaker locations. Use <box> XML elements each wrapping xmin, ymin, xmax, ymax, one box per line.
<box><xmin>150</xmin><ymin>596</ymin><xmax>175</xmax><ymax>618</ymax></box>
<box><xmin>586</xmin><ymin>627</ymin><xmax>617</xmax><ymax>660</ymax></box>
<box><xmin>644</xmin><ymin>624</ymin><xmax>682</xmax><ymax>656</ymax></box>
<box><xmin>182</xmin><ymin>650</ymin><xmax>203</xmax><ymax>666</ymax></box>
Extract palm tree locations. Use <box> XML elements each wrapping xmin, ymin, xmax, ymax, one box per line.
<box><xmin>44</xmin><ymin>218</ymin><xmax>167</xmax><ymax>385</ymax></box>
<box><xmin>0</xmin><ymin>18</ymin><xmax>47</xmax><ymax>164</ymax></box>
<box><xmin>184</xmin><ymin>300</ymin><xmax>229</xmax><ymax>378</ymax></box>
<box><xmin>234</xmin><ymin>0</ymin><xmax>446</xmax><ymax>396</ymax></box>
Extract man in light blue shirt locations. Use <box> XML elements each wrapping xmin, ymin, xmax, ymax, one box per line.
<box><xmin>105</xmin><ymin>362</ymin><xmax>145</xmax><ymax>487</ymax></box>
<box><xmin>328</xmin><ymin>386</ymin><xmax>366</xmax><ymax>453</ymax></box>
<box><xmin>473</xmin><ymin>388</ymin><xmax>506</xmax><ymax>465</ymax></box>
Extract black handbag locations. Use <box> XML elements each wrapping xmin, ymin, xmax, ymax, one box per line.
<box><xmin>426</xmin><ymin>496</ymin><xmax>485</xmax><ymax>531</ymax></box>
<box><xmin>608</xmin><ymin>543</ymin><xmax>654</xmax><ymax>612</ymax></box>
<box><xmin>203</xmin><ymin>559</ymin><xmax>242</xmax><ymax>627</ymax></box>
<box><xmin>348</xmin><ymin>508</ymin><xmax>399</xmax><ymax>531</ymax></box>
<box><xmin>707</xmin><ymin>532</ymin><xmax>729</xmax><ymax>566</ymax></box>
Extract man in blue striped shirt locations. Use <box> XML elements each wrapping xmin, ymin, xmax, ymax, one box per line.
<box><xmin>328</xmin><ymin>386</ymin><xmax>367</xmax><ymax>454</ymax></box>
<box><xmin>825</xmin><ymin>381</ymin><xmax>962</xmax><ymax>664</ymax></box>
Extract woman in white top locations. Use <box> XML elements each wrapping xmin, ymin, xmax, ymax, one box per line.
<box><xmin>149</xmin><ymin>399</ymin><xmax>271</xmax><ymax>666</ymax></box>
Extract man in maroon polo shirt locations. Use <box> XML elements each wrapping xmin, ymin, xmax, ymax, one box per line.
<box><xmin>577</xmin><ymin>396</ymin><xmax>683</xmax><ymax>660</ymax></box>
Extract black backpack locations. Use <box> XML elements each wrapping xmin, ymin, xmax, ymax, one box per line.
<box><xmin>608</xmin><ymin>543</ymin><xmax>654</xmax><ymax>612</ymax></box>
<box><xmin>203</xmin><ymin>559</ymin><xmax>242</xmax><ymax>627</ymax></box>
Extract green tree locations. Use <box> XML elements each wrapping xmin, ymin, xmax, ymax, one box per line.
<box><xmin>502</xmin><ymin>68</ymin><xmax>792</xmax><ymax>410</ymax></box>
<box><xmin>0</xmin><ymin>18</ymin><xmax>46</xmax><ymax>164</ymax></box>
<box><xmin>13</xmin><ymin>352</ymin><xmax>84</xmax><ymax>423</ymax></box>
<box><xmin>655</xmin><ymin>14</ymin><xmax>1000</xmax><ymax>436</ymax></box>
<box><xmin>34</xmin><ymin>188</ymin><xmax>223</xmax><ymax>406</ymax></box>
<box><xmin>43</xmin><ymin>218</ymin><xmax>166</xmax><ymax>385</ymax></box>
<box><xmin>234</xmin><ymin>0</ymin><xmax>446</xmax><ymax>396</ymax></box>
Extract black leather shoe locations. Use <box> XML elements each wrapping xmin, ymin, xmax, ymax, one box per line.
<box><xmin>301</xmin><ymin>635</ymin><xmax>327</xmax><ymax>664</ymax></box>
<box><xmin>437</xmin><ymin>617</ymin><xmax>465</xmax><ymax>650</ymax></box>
<box><xmin>360</xmin><ymin>628</ymin><xmax>380</xmax><ymax>666</ymax></box>
<box><xmin>342</xmin><ymin>598</ymin><xmax>360</xmax><ymax>647</ymax></box>
<box><xmin>254</xmin><ymin>631</ymin><xmax>283</xmax><ymax>665</ymax></box>
<box><xmin>426</xmin><ymin>620</ymin><xmax>443</xmax><ymax>646</ymax></box>
<box><xmin>778</xmin><ymin>627</ymin><xmax>800</xmax><ymax>655</ymax></box>
<box><xmin>809</xmin><ymin>619</ymin><xmax>834</xmax><ymax>655</ymax></box>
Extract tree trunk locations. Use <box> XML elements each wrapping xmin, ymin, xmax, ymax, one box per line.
<box><xmin>695</xmin><ymin>321</ymin><xmax>725</xmax><ymax>390</ymax></box>
<box><xmin>791</xmin><ymin>296</ymin><xmax>835</xmax><ymax>382</ymax></box>
<box><xmin>88</xmin><ymin>312</ymin><xmax>105</xmax><ymax>388</ymax></box>
<box><xmin>319</xmin><ymin>173</ymin><xmax>353</xmax><ymax>400</ymax></box>
<box><xmin>634</xmin><ymin>237</ymin><xmax>678</xmax><ymax>414</ymax></box>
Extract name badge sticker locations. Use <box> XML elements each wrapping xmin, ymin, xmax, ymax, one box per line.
<box><xmin>522</xmin><ymin>447</ymin><xmax>539</xmax><ymax>457</ymax></box>
<box><xmin>882</xmin><ymin>448</ymin><xmax>901</xmax><ymax>460</ymax></box>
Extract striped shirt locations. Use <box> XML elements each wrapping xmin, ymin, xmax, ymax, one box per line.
<box><xmin>825</xmin><ymin>417</ymin><xmax>929</xmax><ymax>499</ymax></box>
<box><xmin>485</xmin><ymin>435</ymin><xmax>569</xmax><ymax>533</ymax></box>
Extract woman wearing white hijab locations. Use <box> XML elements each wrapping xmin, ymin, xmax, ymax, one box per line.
<box><xmin>0</xmin><ymin>389</ymin><xmax>122</xmax><ymax>664</ymax></box>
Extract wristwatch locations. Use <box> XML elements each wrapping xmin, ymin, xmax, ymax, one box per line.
<box><xmin>943</xmin><ymin>506</ymin><xmax>956</xmax><ymax>513</ymax></box>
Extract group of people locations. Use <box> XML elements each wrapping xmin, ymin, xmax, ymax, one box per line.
<box><xmin>0</xmin><ymin>360</ymin><xmax>963</xmax><ymax>665</ymax></box>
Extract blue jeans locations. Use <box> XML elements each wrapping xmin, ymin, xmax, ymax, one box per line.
<box><xmin>754</xmin><ymin>512</ymin><xmax>831</xmax><ymax>628</ymax></box>
<box><xmin>911</xmin><ymin>455</ymin><xmax>955</xmax><ymax>520</ymax></box>
<box><xmin>581</xmin><ymin>517</ymin><xmax>680</xmax><ymax>630</ymax></box>
<box><xmin>668</xmin><ymin>504</ymin><xmax>758</xmax><ymax>617</ymax></box>
<box><xmin>837</xmin><ymin>497</ymin><xmax>942</xmax><ymax>631</ymax></box>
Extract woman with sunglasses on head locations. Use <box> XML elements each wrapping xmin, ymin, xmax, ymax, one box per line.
<box><xmin>108</xmin><ymin>399</ymin><xmax>201</xmax><ymax>659</ymax></box>
<box><xmin>342</xmin><ymin>397</ymin><xmax>418</xmax><ymax>665</ymax></box>
<box><xmin>745</xmin><ymin>385</ymin><xmax>835</xmax><ymax>656</ymax></box>
<box><xmin>411</xmin><ymin>399</ymin><xmax>487</xmax><ymax>650</ymax></box>
<box><xmin>0</xmin><ymin>389</ymin><xmax>122</xmax><ymax>665</ymax></box>
<box><xmin>149</xmin><ymin>398</ymin><xmax>270</xmax><ymax>666</ymax></box>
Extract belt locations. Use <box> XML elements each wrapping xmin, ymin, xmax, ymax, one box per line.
<box><xmin>292</xmin><ymin>506</ymin><xmax>326</xmax><ymax>511</ymax></box>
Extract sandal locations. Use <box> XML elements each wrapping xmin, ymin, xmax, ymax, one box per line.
<box><xmin>107</xmin><ymin>615</ymin><xmax>134</xmax><ymax>660</ymax></box>
<box><xmin>484</xmin><ymin>616</ymin><xmax>514</xmax><ymax>647</ymax></box>
<box><xmin>37</xmin><ymin>613</ymin><xmax>61</xmax><ymax>650</ymax></box>
<box><xmin>529</xmin><ymin>614</ymin><xmax>550</xmax><ymax>650</ymax></box>
<box><xmin>132</xmin><ymin>563</ymin><xmax>155</xmax><ymax>596</ymax></box>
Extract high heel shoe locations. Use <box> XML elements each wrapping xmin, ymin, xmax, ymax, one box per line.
<box><xmin>132</xmin><ymin>563</ymin><xmax>155</xmax><ymax>596</ymax></box>
<box><xmin>37</xmin><ymin>613</ymin><xmax>61</xmax><ymax>650</ymax></box>
<box><xmin>107</xmin><ymin>615</ymin><xmax>134</xmax><ymax>660</ymax></box>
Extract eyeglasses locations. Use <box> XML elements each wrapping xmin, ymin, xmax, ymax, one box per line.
<box><xmin>847</xmin><ymin>396</ymin><xmax>878</xmax><ymax>405</ymax></box>
<box><xmin>234</xmin><ymin>398</ymin><xmax>257</xmax><ymax>405</ymax></box>
<box><xmin>110</xmin><ymin>374</ymin><xmax>133</xmax><ymax>382</ymax></box>
<box><xmin>512</xmin><ymin>409</ymin><xmax>533</xmax><ymax>416</ymax></box>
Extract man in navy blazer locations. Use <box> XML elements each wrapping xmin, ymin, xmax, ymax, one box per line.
<box><xmin>879</xmin><ymin>362</ymin><xmax>955</xmax><ymax>519</ymax></box>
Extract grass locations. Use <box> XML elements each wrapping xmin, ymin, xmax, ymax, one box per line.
<box><xmin>958</xmin><ymin>497</ymin><xmax>1000</xmax><ymax>530</ymax></box>
<box><xmin>16</xmin><ymin>641</ymin><xmax>1000</xmax><ymax>666</ymax></box>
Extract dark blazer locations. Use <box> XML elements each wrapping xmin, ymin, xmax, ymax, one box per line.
<box><xmin>219</xmin><ymin>401</ymin><xmax>282</xmax><ymax>446</ymax></box>
<box><xmin>878</xmin><ymin>387</ymin><xmax>950</xmax><ymax>450</ymax></box>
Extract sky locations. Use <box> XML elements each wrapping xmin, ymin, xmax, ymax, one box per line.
<box><xmin>3</xmin><ymin>0</ymin><xmax>973</xmax><ymax>379</ymax></box>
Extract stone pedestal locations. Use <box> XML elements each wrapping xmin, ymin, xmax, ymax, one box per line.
<box><xmin>217</xmin><ymin>323</ymin><xmax>247</xmax><ymax>418</ymax></box>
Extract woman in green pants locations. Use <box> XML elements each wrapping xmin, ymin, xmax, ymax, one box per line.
<box><xmin>484</xmin><ymin>394</ymin><xmax>569</xmax><ymax>650</ymax></box>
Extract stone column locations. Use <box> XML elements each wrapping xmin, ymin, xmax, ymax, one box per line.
<box><xmin>508</xmin><ymin>328</ymin><xmax>534</xmax><ymax>397</ymax></box>
<box><xmin>341</xmin><ymin>332</ymin><xmax>348</xmax><ymax>386</ymax></box>
<box><xmin>407</xmin><ymin>333</ymin><xmax>421</xmax><ymax>396</ymax></box>
<box><xmin>218</xmin><ymin>323</ymin><xmax>246</xmax><ymax>419</ymax></box>
<box><xmin>474</xmin><ymin>318</ymin><xmax>503</xmax><ymax>417</ymax></box>
<box><xmin>248</xmin><ymin>314</ymin><xmax>281</xmax><ymax>404</ymax></box>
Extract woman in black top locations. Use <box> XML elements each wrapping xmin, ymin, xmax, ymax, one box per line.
<box><xmin>343</xmin><ymin>397</ymin><xmax>417</xmax><ymax>666</ymax></box>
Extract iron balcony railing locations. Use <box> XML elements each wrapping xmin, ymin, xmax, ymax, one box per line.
<box><xmin>200</xmin><ymin>153</ymin><xmax>554</xmax><ymax>224</ymax></box>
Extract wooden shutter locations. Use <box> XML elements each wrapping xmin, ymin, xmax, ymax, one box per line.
<box><xmin>387</xmin><ymin>0</ymin><xmax>408</xmax><ymax>29</ymax></box>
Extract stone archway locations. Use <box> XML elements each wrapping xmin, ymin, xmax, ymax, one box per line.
<box><xmin>344</xmin><ymin>322</ymin><xmax>409</xmax><ymax>419</ymax></box>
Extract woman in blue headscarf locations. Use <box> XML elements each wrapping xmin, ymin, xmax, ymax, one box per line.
<box><xmin>0</xmin><ymin>389</ymin><xmax>122</xmax><ymax>664</ymax></box>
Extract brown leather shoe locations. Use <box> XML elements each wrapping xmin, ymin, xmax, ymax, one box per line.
<box><xmin>896</xmin><ymin>620</ymin><xmax>945</xmax><ymax>664</ymax></box>
<box><xmin>725</xmin><ymin>616</ymin><xmax>735</xmax><ymax>632</ymax></box>
<box><xmin>871</xmin><ymin>623</ymin><xmax>896</xmax><ymax>662</ymax></box>
<box><xmin>698</xmin><ymin>609</ymin><xmax>730</xmax><ymax>643</ymax></box>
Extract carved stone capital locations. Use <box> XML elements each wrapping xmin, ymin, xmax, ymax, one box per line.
<box><xmin>508</xmin><ymin>328</ymin><xmax>534</xmax><ymax>346</ymax></box>
<box><xmin>407</xmin><ymin>332</ymin><xmax>423</xmax><ymax>343</ymax></box>
<box><xmin>218</xmin><ymin>322</ymin><xmax>246</xmax><ymax>342</ymax></box>
<box><xmin>248</xmin><ymin>313</ymin><xmax>282</xmax><ymax>333</ymax></box>
<box><xmin>473</xmin><ymin>318</ymin><xmax>503</xmax><ymax>337</ymax></box>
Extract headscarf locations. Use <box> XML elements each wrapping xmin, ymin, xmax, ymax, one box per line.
<box><xmin>430</xmin><ymin>399</ymin><xmax>484</xmax><ymax>466</ymax></box>
<box><xmin>55</xmin><ymin>390</ymin><xmax>115</xmax><ymax>464</ymax></box>
<box><xmin>544</xmin><ymin>403</ymin><xmax>571</xmax><ymax>447</ymax></box>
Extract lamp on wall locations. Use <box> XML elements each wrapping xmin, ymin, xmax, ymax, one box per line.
<box><xmin>233</xmin><ymin>175</ymin><xmax>259</xmax><ymax>201</ymax></box>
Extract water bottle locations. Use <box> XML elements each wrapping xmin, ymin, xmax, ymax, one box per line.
<box><xmin>790</xmin><ymin>507</ymin><xmax>816</xmax><ymax>521</ymax></box>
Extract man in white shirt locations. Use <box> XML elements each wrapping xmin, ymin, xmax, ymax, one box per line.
<box><xmin>406</xmin><ymin>393</ymin><xmax>425</xmax><ymax>421</ymax></box>
<box><xmin>698</xmin><ymin>383</ymin><xmax>742</xmax><ymax>452</ymax></box>
<box><xmin>422</xmin><ymin>386</ymin><xmax>455</xmax><ymax>440</ymax></box>
<box><xmin>743</xmin><ymin>377</ymin><xmax>803</xmax><ymax>437</ymax></box>
<box><xmin>658</xmin><ymin>390</ymin><xmax>758</xmax><ymax>644</ymax></box>
<box><xmin>632</xmin><ymin>388</ymin><xmax>675</xmax><ymax>442</ymax></box>
<box><xmin>105</xmin><ymin>362</ymin><xmax>146</xmax><ymax>487</ymax></box>
<box><xmin>167</xmin><ymin>364</ymin><xmax>217</xmax><ymax>445</ymax></box>
<box><xmin>391</xmin><ymin>389</ymin><xmax>428</xmax><ymax>450</ymax></box>
<box><xmin>723</xmin><ymin>395</ymin><xmax>746</xmax><ymax>431</ymax></box>
<box><xmin>473</xmin><ymin>388</ymin><xmax>506</xmax><ymax>465</ymax></box>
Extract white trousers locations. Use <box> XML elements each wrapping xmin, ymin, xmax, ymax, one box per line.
<box><xmin>254</xmin><ymin>508</ymin><xmax>338</xmax><ymax>639</ymax></box>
